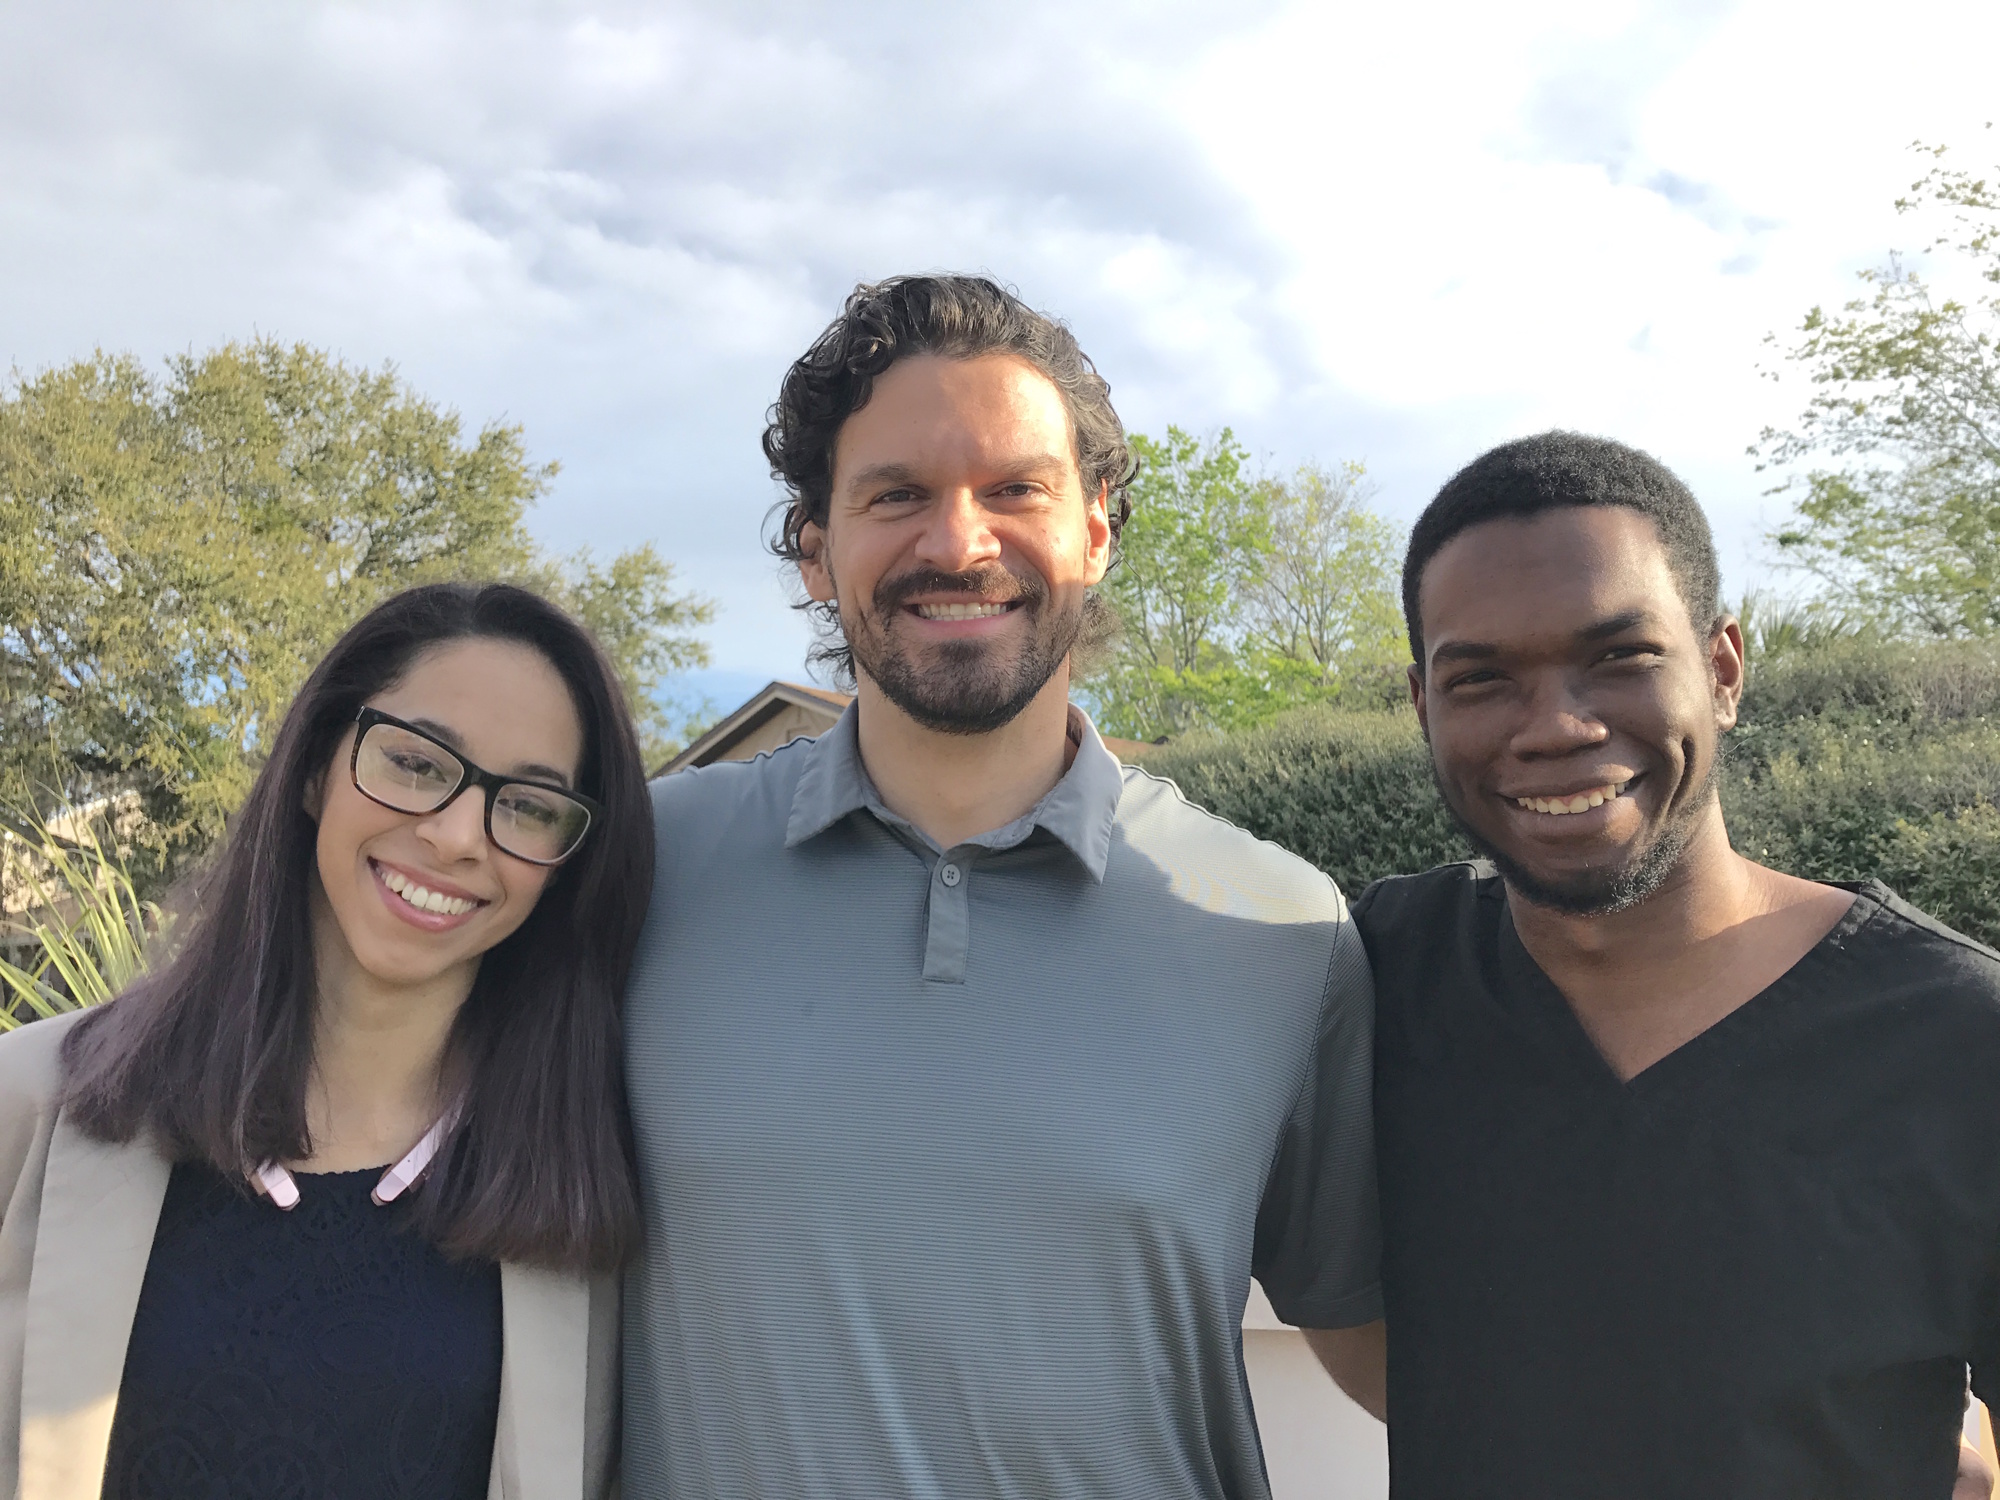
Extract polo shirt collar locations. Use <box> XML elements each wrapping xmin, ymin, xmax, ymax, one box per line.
<box><xmin>785</xmin><ymin>699</ymin><xmax>1123</xmax><ymax>881</ymax></box>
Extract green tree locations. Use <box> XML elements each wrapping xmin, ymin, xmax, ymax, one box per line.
<box><xmin>1084</xmin><ymin>432</ymin><xmax>1405</xmax><ymax>740</ymax></box>
<box><xmin>532</xmin><ymin>543</ymin><xmax>714</xmax><ymax>757</ymax></box>
<box><xmin>1757</xmin><ymin>137</ymin><xmax>2000</xmax><ymax>635</ymax></box>
<box><xmin>1088</xmin><ymin>427</ymin><xmax>1272</xmax><ymax>738</ymax></box>
<box><xmin>0</xmin><ymin>339</ymin><xmax>712</xmax><ymax>854</ymax></box>
<box><xmin>1243</xmin><ymin>460</ymin><xmax>1406</xmax><ymax>689</ymax></box>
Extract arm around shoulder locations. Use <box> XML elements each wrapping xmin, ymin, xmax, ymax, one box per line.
<box><xmin>1303</xmin><ymin>1320</ymin><xmax>1387</xmax><ymax>1422</ymax></box>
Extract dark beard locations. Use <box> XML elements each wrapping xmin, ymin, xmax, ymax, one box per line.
<box><xmin>1437</xmin><ymin>759</ymin><xmax>1719</xmax><ymax>917</ymax></box>
<box><xmin>843</xmin><ymin>565</ymin><xmax>1082</xmax><ymax>736</ymax></box>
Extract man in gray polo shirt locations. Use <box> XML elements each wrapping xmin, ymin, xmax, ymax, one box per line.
<box><xmin>622</xmin><ymin>274</ymin><xmax>1383</xmax><ymax>1498</ymax></box>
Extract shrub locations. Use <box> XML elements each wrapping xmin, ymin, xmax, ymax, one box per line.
<box><xmin>1143</xmin><ymin>707</ymin><xmax>1463</xmax><ymax>896</ymax></box>
<box><xmin>1738</xmin><ymin>636</ymin><xmax>2000</xmax><ymax>729</ymax></box>
<box><xmin>1146</xmin><ymin>639</ymin><xmax>2000</xmax><ymax>947</ymax></box>
<box><xmin>1878</xmin><ymin>805</ymin><xmax>2000</xmax><ymax>948</ymax></box>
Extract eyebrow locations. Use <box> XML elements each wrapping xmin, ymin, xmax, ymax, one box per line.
<box><xmin>1577</xmin><ymin>609</ymin><xmax>1655</xmax><ymax>642</ymax></box>
<box><xmin>846</xmin><ymin>461</ymin><xmax>925</xmax><ymax>492</ymax></box>
<box><xmin>1427</xmin><ymin>610</ymin><xmax>1663</xmax><ymax>667</ymax></box>
<box><xmin>407</xmin><ymin>717</ymin><xmax>574</xmax><ymax>788</ymax></box>
<box><xmin>1427</xmin><ymin>641</ymin><xmax>1498</xmax><ymax>666</ymax></box>
<box><xmin>844</xmin><ymin>453</ymin><xmax>1073</xmax><ymax>494</ymax></box>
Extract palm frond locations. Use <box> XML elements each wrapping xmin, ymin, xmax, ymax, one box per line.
<box><xmin>0</xmin><ymin>798</ymin><xmax>163</xmax><ymax>1028</ymax></box>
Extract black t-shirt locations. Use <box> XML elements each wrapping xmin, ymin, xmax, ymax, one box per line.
<box><xmin>1357</xmin><ymin>863</ymin><xmax>2000</xmax><ymax>1500</ymax></box>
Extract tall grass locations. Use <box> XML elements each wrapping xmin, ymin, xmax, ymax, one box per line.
<box><xmin>0</xmin><ymin>803</ymin><xmax>162</xmax><ymax>1028</ymax></box>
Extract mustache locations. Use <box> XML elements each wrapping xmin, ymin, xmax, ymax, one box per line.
<box><xmin>873</xmin><ymin>566</ymin><xmax>1047</xmax><ymax>615</ymax></box>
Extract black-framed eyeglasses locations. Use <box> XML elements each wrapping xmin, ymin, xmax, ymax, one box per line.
<box><xmin>349</xmin><ymin>707</ymin><xmax>601</xmax><ymax>867</ymax></box>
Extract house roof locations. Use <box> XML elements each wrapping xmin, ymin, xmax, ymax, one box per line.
<box><xmin>652</xmin><ymin>681</ymin><xmax>851</xmax><ymax>777</ymax></box>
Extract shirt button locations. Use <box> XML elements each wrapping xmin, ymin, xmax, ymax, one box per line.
<box><xmin>940</xmin><ymin>863</ymin><xmax>962</xmax><ymax>887</ymax></box>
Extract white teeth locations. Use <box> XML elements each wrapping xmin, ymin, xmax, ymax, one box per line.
<box><xmin>377</xmin><ymin>865</ymin><xmax>479</xmax><ymax>916</ymax></box>
<box><xmin>915</xmin><ymin>602</ymin><xmax>1011</xmax><ymax>620</ymax></box>
<box><xmin>1514</xmin><ymin>782</ymin><xmax>1628</xmax><ymax>816</ymax></box>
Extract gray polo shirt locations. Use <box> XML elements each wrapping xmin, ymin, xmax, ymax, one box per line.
<box><xmin>622</xmin><ymin>705</ymin><xmax>1380</xmax><ymax>1500</ymax></box>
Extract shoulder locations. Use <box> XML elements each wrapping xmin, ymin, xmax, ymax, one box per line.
<box><xmin>649</xmin><ymin>734</ymin><xmax>816</xmax><ymax>815</ymax></box>
<box><xmin>1351</xmin><ymin>860</ymin><xmax>1501</xmax><ymax>952</ymax></box>
<box><xmin>0</xmin><ymin>1011</ymin><xmax>89</xmax><ymax>1207</ymax></box>
<box><xmin>1112</xmin><ymin>765</ymin><xmax>1348</xmax><ymax>920</ymax></box>
<box><xmin>0</xmin><ymin>1010</ymin><xmax>85</xmax><ymax>1115</ymax></box>
<box><xmin>648</xmin><ymin>738</ymin><xmax>816</xmax><ymax>844</ymax></box>
<box><xmin>1848</xmin><ymin>881</ymin><xmax>2000</xmax><ymax>1008</ymax></box>
<box><xmin>1350</xmin><ymin>863</ymin><xmax>1508</xmax><ymax>1037</ymax></box>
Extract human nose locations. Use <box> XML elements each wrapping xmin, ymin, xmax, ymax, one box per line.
<box><xmin>911</xmin><ymin>488</ymin><xmax>1003</xmax><ymax>573</ymax></box>
<box><xmin>414</xmin><ymin>786</ymin><xmax>490</xmax><ymax>863</ymax></box>
<box><xmin>1508</xmin><ymin>673</ymin><xmax>1610</xmax><ymax>759</ymax></box>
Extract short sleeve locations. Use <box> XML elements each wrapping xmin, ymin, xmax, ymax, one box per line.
<box><xmin>1251</xmin><ymin>908</ymin><xmax>1383</xmax><ymax>1329</ymax></box>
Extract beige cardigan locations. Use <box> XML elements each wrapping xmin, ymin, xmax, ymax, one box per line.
<box><xmin>0</xmin><ymin>1011</ymin><xmax>618</xmax><ymax>1500</ymax></box>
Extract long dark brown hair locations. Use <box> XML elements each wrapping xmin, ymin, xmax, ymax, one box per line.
<box><xmin>60</xmin><ymin>583</ymin><xmax>652</xmax><ymax>1273</ymax></box>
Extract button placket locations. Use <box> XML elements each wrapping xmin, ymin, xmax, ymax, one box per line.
<box><xmin>921</xmin><ymin>848</ymin><xmax>976</xmax><ymax>984</ymax></box>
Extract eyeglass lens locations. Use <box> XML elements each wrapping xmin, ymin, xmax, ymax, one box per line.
<box><xmin>354</xmin><ymin>720</ymin><xmax>592</xmax><ymax>863</ymax></box>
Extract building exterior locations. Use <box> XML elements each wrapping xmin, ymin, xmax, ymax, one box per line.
<box><xmin>1243</xmin><ymin>1283</ymin><xmax>1387</xmax><ymax>1498</ymax></box>
<box><xmin>653</xmin><ymin>682</ymin><xmax>857</xmax><ymax>777</ymax></box>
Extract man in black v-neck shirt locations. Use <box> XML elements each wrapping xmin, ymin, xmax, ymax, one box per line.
<box><xmin>1349</xmin><ymin>432</ymin><xmax>2000</xmax><ymax>1499</ymax></box>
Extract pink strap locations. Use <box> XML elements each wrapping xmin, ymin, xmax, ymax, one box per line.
<box><xmin>248</xmin><ymin>1108</ymin><xmax>457</xmax><ymax>1211</ymax></box>
<box><xmin>252</xmin><ymin>1160</ymin><xmax>301</xmax><ymax>1210</ymax></box>
<box><xmin>371</xmin><ymin>1113</ymin><xmax>454</xmax><ymax>1205</ymax></box>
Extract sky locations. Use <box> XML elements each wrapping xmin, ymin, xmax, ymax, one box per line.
<box><xmin>4</xmin><ymin>0</ymin><xmax>1996</xmax><ymax>710</ymax></box>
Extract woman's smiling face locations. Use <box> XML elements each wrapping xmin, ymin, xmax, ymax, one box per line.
<box><xmin>310</xmin><ymin>636</ymin><xmax>586</xmax><ymax>991</ymax></box>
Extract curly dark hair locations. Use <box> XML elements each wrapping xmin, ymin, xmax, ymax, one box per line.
<box><xmin>762</xmin><ymin>274</ymin><xmax>1135</xmax><ymax>685</ymax></box>
<box><xmin>1402</xmin><ymin>430</ymin><xmax>1723</xmax><ymax>667</ymax></box>
<box><xmin>764</xmin><ymin>274</ymin><xmax>1134</xmax><ymax>565</ymax></box>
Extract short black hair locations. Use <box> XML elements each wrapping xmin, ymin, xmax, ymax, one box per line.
<box><xmin>1402</xmin><ymin>431</ymin><xmax>1722</xmax><ymax>666</ymax></box>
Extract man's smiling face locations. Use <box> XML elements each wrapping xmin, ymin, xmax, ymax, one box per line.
<box><xmin>799</xmin><ymin>351</ymin><xmax>1111</xmax><ymax>734</ymax></box>
<box><xmin>1411</xmin><ymin>505</ymin><xmax>1744</xmax><ymax>915</ymax></box>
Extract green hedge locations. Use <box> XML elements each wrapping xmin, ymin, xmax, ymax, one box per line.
<box><xmin>1143</xmin><ymin>707</ymin><xmax>1464</xmax><ymax>893</ymax></box>
<box><xmin>1143</xmin><ymin>639</ymin><xmax>2000</xmax><ymax>948</ymax></box>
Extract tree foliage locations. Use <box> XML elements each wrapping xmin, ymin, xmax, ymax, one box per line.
<box><xmin>1244</xmin><ymin>459</ymin><xmax>1405</xmax><ymax>675</ymax></box>
<box><xmin>0</xmin><ymin>340</ymin><xmax>712</xmax><ymax>853</ymax></box>
<box><xmin>1758</xmin><ymin>137</ymin><xmax>2000</xmax><ymax>635</ymax></box>
<box><xmin>1085</xmin><ymin>427</ymin><xmax>1405</xmax><ymax>741</ymax></box>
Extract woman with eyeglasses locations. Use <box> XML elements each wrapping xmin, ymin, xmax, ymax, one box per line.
<box><xmin>0</xmin><ymin>582</ymin><xmax>650</xmax><ymax>1500</ymax></box>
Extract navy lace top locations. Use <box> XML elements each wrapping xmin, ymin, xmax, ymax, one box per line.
<box><xmin>102</xmin><ymin>1161</ymin><xmax>503</xmax><ymax>1500</ymax></box>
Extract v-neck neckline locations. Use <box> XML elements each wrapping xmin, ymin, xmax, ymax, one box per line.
<box><xmin>1493</xmin><ymin>879</ymin><xmax>1885</xmax><ymax>1097</ymax></box>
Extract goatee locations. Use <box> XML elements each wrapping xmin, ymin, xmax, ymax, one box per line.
<box><xmin>843</xmin><ymin>565</ymin><xmax>1082</xmax><ymax>736</ymax></box>
<box><xmin>1438</xmin><ymin>760</ymin><xmax>1718</xmax><ymax>917</ymax></box>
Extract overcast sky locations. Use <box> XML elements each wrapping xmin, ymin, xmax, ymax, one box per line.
<box><xmin>5</xmin><ymin>0</ymin><xmax>1996</xmax><ymax>705</ymax></box>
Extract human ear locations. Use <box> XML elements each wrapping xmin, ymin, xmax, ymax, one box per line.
<box><xmin>1409</xmin><ymin>662</ymin><xmax>1430</xmax><ymax>741</ymax></box>
<box><xmin>1709</xmin><ymin>616</ymin><xmax>1746</xmax><ymax>731</ymax></box>
<box><xmin>798</xmin><ymin>519</ymin><xmax>836</xmax><ymax>603</ymax></box>
<box><xmin>1081</xmin><ymin>478</ymin><xmax>1112</xmax><ymax>587</ymax></box>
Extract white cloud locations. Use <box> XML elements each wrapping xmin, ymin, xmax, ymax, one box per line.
<box><xmin>3</xmin><ymin>0</ymin><xmax>1996</xmax><ymax>678</ymax></box>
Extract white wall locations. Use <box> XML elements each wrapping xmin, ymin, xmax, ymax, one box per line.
<box><xmin>1244</xmin><ymin>1283</ymin><xmax>1388</xmax><ymax>1500</ymax></box>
